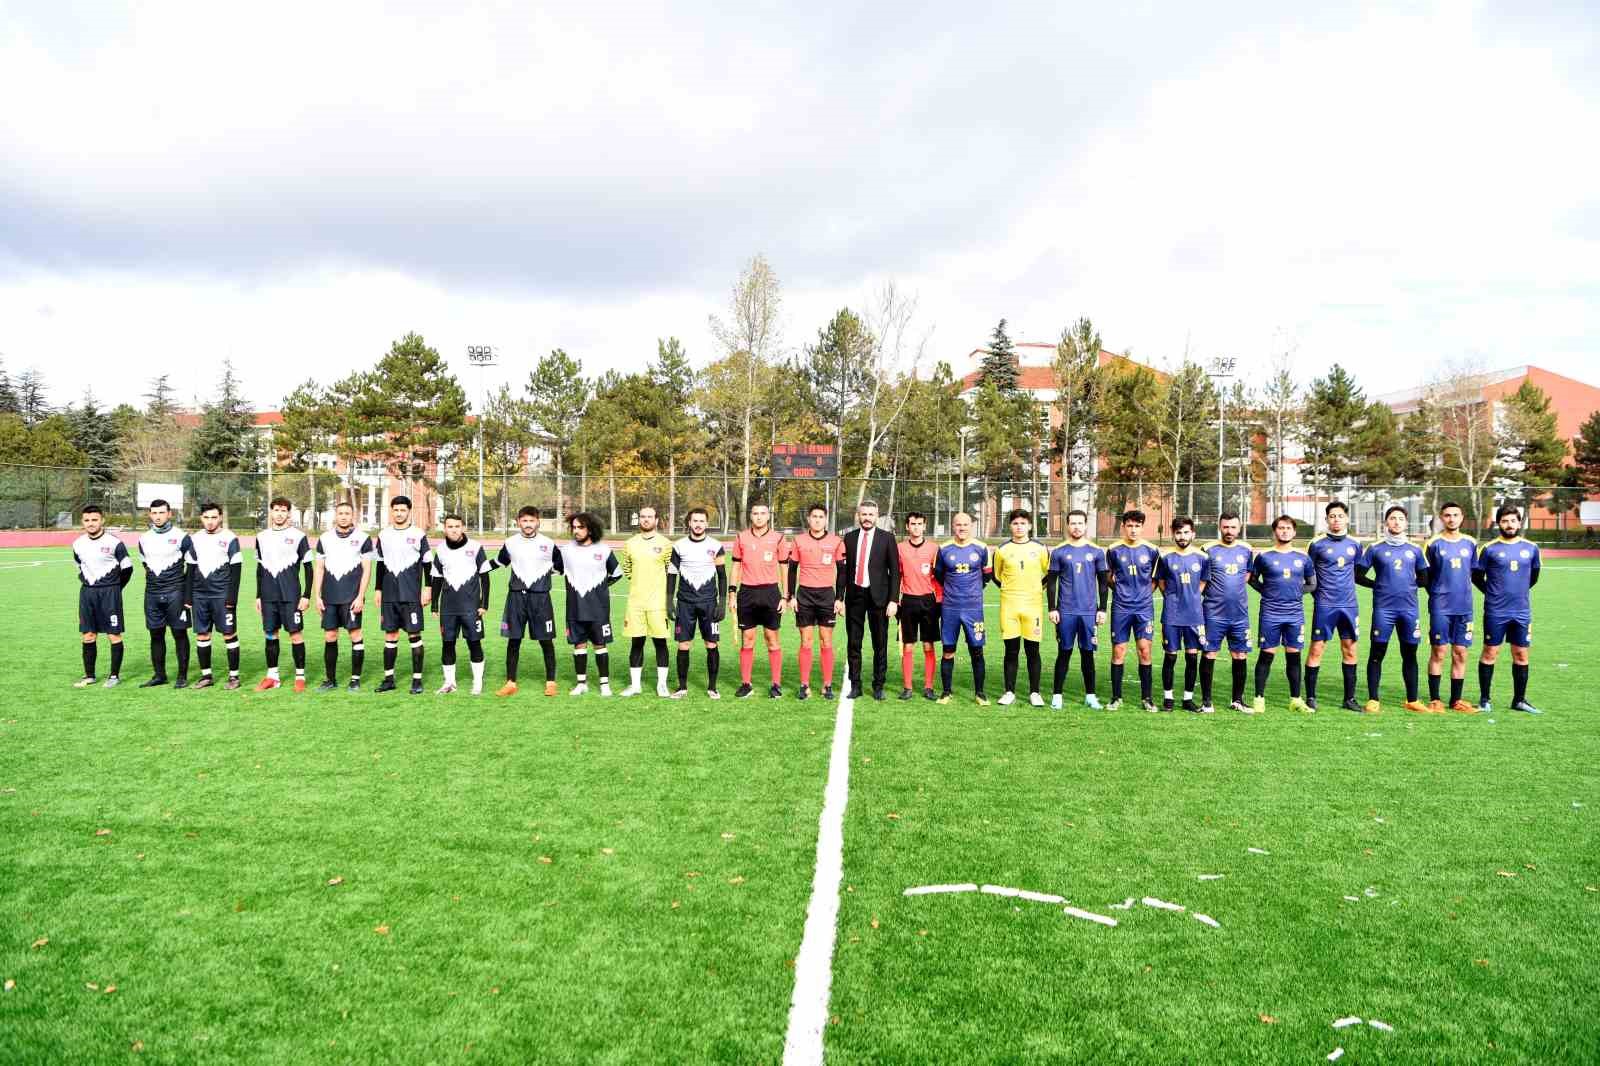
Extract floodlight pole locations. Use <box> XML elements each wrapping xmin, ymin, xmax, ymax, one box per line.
<box><xmin>1210</xmin><ymin>357</ymin><xmax>1236</xmax><ymax>520</ymax></box>
<box><xmin>467</xmin><ymin>345</ymin><xmax>499</xmax><ymax>533</ymax></box>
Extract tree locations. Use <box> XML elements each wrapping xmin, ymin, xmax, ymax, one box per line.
<box><xmin>1051</xmin><ymin>317</ymin><xmax>1104</xmax><ymax>487</ymax></box>
<box><xmin>804</xmin><ymin>308</ymin><xmax>873</xmax><ymax>497</ymax></box>
<box><xmin>969</xmin><ymin>380</ymin><xmax>1035</xmax><ymax>522</ymax></box>
<box><xmin>16</xmin><ymin>369</ymin><xmax>49</xmax><ymax>428</ymax></box>
<box><xmin>67</xmin><ymin>391</ymin><xmax>123</xmax><ymax>490</ymax></box>
<box><xmin>1350</xmin><ymin>401</ymin><xmax>1400</xmax><ymax>485</ymax></box>
<box><xmin>0</xmin><ymin>413</ymin><xmax>88</xmax><ymax>466</ymax></box>
<box><xmin>650</xmin><ymin>337</ymin><xmax>701</xmax><ymax>529</ymax></box>
<box><xmin>143</xmin><ymin>375</ymin><xmax>180</xmax><ymax>420</ymax></box>
<box><xmin>1257</xmin><ymin>351</ymin><xmax>1302</xmax><ymax>516</ymax></box>
<box><xmin>1394</xmin><ymin>397</ymin><xmax>1444</xmax><ymax>490</ymax></box>
<box><xmin>186</xmin><ymin>360</ymin><xmax>259</xmax><ymax>472</ymax></box>
<box><xmin>525</xmin><ymin>348</ymin><xmax>590</xmax><ymax>515</ymax></box>
<box><xmin>852</xmin><ymin>282</ymin><xmax>927</xmax><ymax>507</ymax></box>
<box><xmin>1152</xmin><ymin>361</ymin><xmax>1218</xmax><ymax>517</ymax></box>
<box><xmin>120</xmin><ymin>375</ymin><xmax>192</xmax><ymax>472</ymax></box>
<box><xmin>1428</xmin><ymin>360</ymin><xmax>1512</xmax><ymax>527</ymax></box>
<box><xmin>350</xmin><ymin>333</ymin><xmax>469</xmax><ymax>516</ymax></box>
<box><xmin>1094</xmin><ymin>364</ymin><xmax>1164</xmax><ymax>512</ymax></box>
<box><xmin>1499</xmin><ymin>381</ymin><xmax>1566</xmax><ymax>484</ymax></box>
<box><xmin>979</xmin><ymin>319</ymin><xmax>1019</xmax><ymax>393</ymax></box>
<box><xmin>708</xmin><ymin>254</ymin><xmax>783</xmax><ymax>516</ymax></box>
<box><xmin>0</xmin><ymin>357</ymin><xmax>18</xmax><ymax>415</ymax></box>
<box><xmin>1300</xmin><ymin>365</ymin><xmax>1370</xmax><ymax>487</ymax></box>
<box><xmin>276</xmin><ymin>380</ymin><xmax>346</xmax><ymax>528</ymax></box>
<box><xmin>452</xmin><ymin>384</ymin><xmax>538</xmax><ymax>529</ymax></box>
<box><xmin>1573</xmin><ymin>409</ymin><xmax>1600</xmax><ymax>492</ymax></box>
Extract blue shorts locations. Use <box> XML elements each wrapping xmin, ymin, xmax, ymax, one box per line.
<box><xmin>1257</xmin><ymin>615</ymin><xmax>1305</xmax><ymax>650</ymax></box>
<box><xmin>1162</xmin><ymin>623</ymin><xmax>1203</xmax><ymax>653</ymax></box>
<box><xmin>1370</xmin><ymin>609</ymin><xmax>1421</xmax><ymax>645</ymax></box>
<box><xmin>1204</xmin><ymin>617</ymin><xmax>1251</xmax><ymax>653</ymax></box>
<box><xmin>1482</xmin><ymin>614</ymin><xmax>1532</xmax><ymax>648</ymax></box>
<box><xmin>1056</xmin><ymin>613</ymin><xmax>1098</xmax><ymax>651</ymax></box>
<box><xmin>941</xmin><ymin>605</ymin><xmax>986</xmax><ymax>649</ymax></box>
<box><xmin>1429</xmin><ymin>612</ymin><xmax>1473</xmax><ymax>648</ymax></box>
<box><xmin>1110</xmin><ymin>608</ymin><xmax>1154</xmax><ymax>646</ymax></box>
<box><xmin>1311</xmin><ymin>604</ymin><xmax>1359</xmax><ymax>643</ymax></box>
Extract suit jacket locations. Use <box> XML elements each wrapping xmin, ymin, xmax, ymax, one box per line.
<box><xmin>842</xmin><ymin>526</ymin><xmax>899</xmax><ymax>609</ymax></box>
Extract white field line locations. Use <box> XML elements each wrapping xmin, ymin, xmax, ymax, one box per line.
<box><xmin>781</xmin><ymin>690</ymin><xmax>855</xmax><ymax>1066</ymax></box>
<box><xmin>0</xmin><ymin>561</ymin><xmax>44</xmax><ymax>570</ymax></box>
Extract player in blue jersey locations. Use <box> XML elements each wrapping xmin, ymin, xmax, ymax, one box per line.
<box><xmin>1473</xmin><ymin>505</ymin><xmax>1542</xmax><ymax>714</ymax></box>
<box><xmin>1202</xmin><ymin>513</ymin><xmax>1254</xmax><ymax>714</ymax></box>
<box><xmin>1248</xmin><ymin>514</ymin><xmax>1314</xmax><ymax>714</ymax></box>
<box><xmin>932</xmin><ymin>511</ymin><xmax>991</xmax><ymax>705</ymax></box>
<box><xmin>1355</xmin><ymin>506</ymin><xmax>1431</xmax><ymax>714</ymax></box>
<box><xmin>1105</xmin><ymin>509</ymin><xmax>1158</xmax><ymax>711</ymax></box>
<box><xmin>1046</xmin><ymin>509</ymin><xmax>1109</xmax><ymax>710</ymax></box>
<box><xmin>1305</xmin><ymin>500</ymin><xmax>1364</xmax><ymax>712</ymax></box>
<box><xmin>1155</xmin><ymin>517</ymin><xmax>1210</xmax><ymax>712</ymax></box>
<box><xmin>1424</xmin><ymin>501</ymin><xmax>1479</xmax><ymax>713</ymax></box>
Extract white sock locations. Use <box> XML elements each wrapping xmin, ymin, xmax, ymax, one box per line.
<box><xmin>630</xmin><ymin>666</ymin><xmax>643</xmax><ymax>687</ymax></box>
<box><xmin>470</xmin><ymin>661</ymin><xmax>484</xmax><ymax>687</ymax></box>
<box><xmin>443</xmin><ymin>664</ymin><xmax>456</xmax><ymax>686</ymax></box>
<box><xmin>657</xmin><ymin>666</ymin><xmax>669</xmax><ymax>686</ymax></box>
<box><xmin>1185</xmin><ymin>690</ymin><xmax>1194</xmax><ymax>701</ymax></box>
<box><xmin>268</xmin><ymin>667</ymin><xmax>280</xmax><ymax>680</ymax></box>
<box><xmin>1164</xmin><ymin>689</ymin><xmax>1173</xmax><ymax>699</ymax></box>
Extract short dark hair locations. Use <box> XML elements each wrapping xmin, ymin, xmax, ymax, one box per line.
<box><xmin>1439</xmin><ymin>500</ymin><xmax>1463</xmax><ymax>514</ymax></box>
<box><xmin>1495</xmin><ymin>505</ymin><xmax>1521</xmax><ymax>523</ymax></box>
<box><xmin>148</xmin><ymin>498</ymin><xmax>170</xmax><ymax>510</ymax></box>
<box><xmin>390</xmin><ymin>495</ymin><xmax>412</xmax><ymax>509</ymax></box>
<box><xmin>1272</xmin><ymin>514</ymin><xmax>1297</xmax><ymax>529</ymax></box>
<box><xmin>748</xmin><ymin>499</ymin><xmax>769</xmax><ymax>512</ymax></box>
<box><xmin>517</xmin><ymin>505</ymin><xmax>540</xmax><ymax>519</ymax></box>
<box><xmin>1325</xmin><ymin>500</ymin><xmax>1348</xmax><ymax>517</ymax></box>
<box><xmin>637</xmin><ymin>504</ymin><xmax>657</xmax><ymax>516</ymax></box>
<box><xmin>1007</xmin><ymin>508</ymin><xmax>1032</xmax><ymax>523</ymax></box>
<box><xmin>1121</xmin><ymin>509</ymin><xmax>1146</xmax><ymax>525</ymax></box>
<box><xmin>686</xmin><ymin>506</ymin><xmax>709</xmax><ymax>522</ymax></box>
<box><xmin>1218</xmin><ymin>511</ymin><xmax>1240</xmax><ymax>524</ymax></box>
<box><xmin>1066</xmin><ymin>509</ymin><xmax>1088</xmax><ymax>522</ymax></box>
<box><xmin>571</xmin><ymin>511</ymin><xmax>604</xmax><ymax>542</ymax></box>
<box><xmin>81</xmin><ymin>504</ymin><xmax>103</xmax><ymax>516</ymax></box>
<box><xmin>1172</xmin><ymin>516</ymin><xmax>1195</xmax><ymax>533</ymax></box>
<box><xmin>270</xmin><ymin>496</ymin><xmax>292</xmax><ymax>510</ymax></box>
<box><xmin>905</xmin><ymin>511</ymin><xmax>927</xmax><ymax>523</ymax></box>
<box><xmin>807</xmin><ymin>502</ymin><xmax>828</xmax><ymax>516</ymax></box>
<box><xmin>200</xmin><ymin>501</ymin><xmax>222</xmax><ymax>515</ymax></box>
<box><xmin>1384</xmin><ymin>505</ymin><xmax>1407</xmax><ymax>521</ymax></box>
<box><xmin>335</xmin><ymin>499</ymin><xmax>354</xmax><ymax>511</ymax></box>
<box><xmin>442</xmin><ymin>513</ymin><xmax>465</xmax><ymax>524</ymax></box>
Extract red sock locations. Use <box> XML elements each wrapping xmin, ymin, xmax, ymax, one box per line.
<box><xmin>799</xmin><ymin>645</ymin><xmax>813</xmax><ymax>685</ymax></box>
<box><xmin>768</xmin><ymin>647</ymin><xmax>783</xmax><ymax>684</ymax></box>
<box><xmin>821</xmin><ymin>645</ymin><xmax>835</xmax><ymax>685</ymax></box>
<box><xmin>902</xmin><ymin>646</ymin><xmax>914</xmax><ymax>689</ymax></box>
<box><xmin>924</xmin><ymin>648</ymin><xmax>936</xmax><ymax>688</ymax></box>
<box><xmin>739</xmin><ymin>645</ymin><xmax>754</xmax><ymax>684</ymax></box>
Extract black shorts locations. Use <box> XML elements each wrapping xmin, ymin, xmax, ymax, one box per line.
<box><xmin>143</xmin><ymin>591</ymin><xmax>190</xmax><ymax>631</ymax></box>
<box><xmin>673</xmin><ymin>598</ymin><xmax>722</xmax><ymax>642</ymax></box>
<box><xmin>79</xmin><ymin>586</ymin><xmax>125</xmax><ymax>635</ymax></box>
<box><xmin>501</xmin><ymin>590</ymin><xmax>556</xmax><ymax>640</ymax></box>
<box><xmin>193</xmin><ymin>597</ymin><xmax>237</xmax><ymax>636</ymax></box>
<box><xmin>441</xmin><ymin>612</ymin><xmax>486</xmax><ymax>641</ymax></box>
<box><xmin>320</xmin><ymin>602</ymin><xmax>363</xmax><ymax>631</ymax></box>
<box><xmin>261</xmin><ymin>600</ymin><xmax>305</xmax><ymax>635</ymax></box>
<box><xmin>380</xmin><ymin>600</ymin><xmax>425</xmax><ymax>635</ymax></box>
<box><xmin>793</xmin><ymin>585</ymin><xmax>839</xmax><ymax>628</ymax></box>
<box><xmin>737</xmin><ymin>584</ymin><xmax>782</xmax><ymax>631</ymax></box>
<box><xmin>898</xmin><ymin>593</ymin><xmax>941</xmax><ymax>644</ymax></box>
<box><xmin>567</xmin><ymin>618</ymin><xmax>614</xmax><ymax>646</ymax></box>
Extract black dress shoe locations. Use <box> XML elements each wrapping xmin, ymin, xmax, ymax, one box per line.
<box><xmin>871</xmin><ymin>687</ymin><xmax>885</xmax><ymax>701</ymax></box>
<box><xmin>174</xmin><ymin>675</ymin><xmax>189</xmax><ymax>689</ymax></box>
<box><xmin>139</xmin><ymin>676</ymin><xmax>168</xmax><ymax>688</ymax></box>
<box><xmin>846</xmin><ymin>685</ymin><xmax>862</xmax><ymax>699</ymax></box>
<box><xmin>898</xmin><ymin>687</ymin><xmax>913</xmax><ymax>701</ymax></box>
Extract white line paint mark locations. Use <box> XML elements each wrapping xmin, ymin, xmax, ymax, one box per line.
<box><xmin>1193</xmin><ymin>913</ymin><xmax>1220</xmax><ymax>928</ymax></box>
<box><xmin>1142</xmin><ymin>897</ymin><xmax>1185</xmax><ymax>911</ymax></box>
<box><xmin>1332</xmin><ymin>1016</ymin><xmax>1362</xmax><ymax>1029</ymax></box>
<box><xmin>1109</xmin><ymin>898</ymin><xmax>1136</xmax><ymax>910</ymax></box>
<box><xmin>0</xmin><ymin>561</ymin><xmax>44</xmax><ymax>571</ymax></box>
<box><xmin>1062</xmin><ymin>906</ymin><xmax>1118</xmax><ymax>927</ymax></box>
<box><xmin>1369</xmin><ymin>1020</ymin><xmax>1394</xmax><ymax>1032</ymax></box>
<box><xmin>1247</xmin><ymin>847</ymin><xmax>1271</xmax><ymax>855</ymax></box>
<box><xmin>981</xmin><ymin>884</ymin><xmax>1020</xmax><ymax>898</ymax></box>
<box><xmin>1328</xmin><ymin>1048</ymin><xmax>1344</xmax><ymax>1061</ymax></box>
<box><xmin>1198</xmin><ymin>874</ymin><xmax>1225</xmax><ymax>881</ymax></box>
<box><xmin>902</xmin><ymin>884</ymin><xmax>977</xmax><ymax>897</ymax></box>
<box><xmin>781</xmin><ymin>691</ymin><xmax>855</xmax><ymax>1066</ymax></box>
<box><xmin>1017</xmin><ymin>889</ymin><xmax>1065</xmax><ymax>904</ymax></box>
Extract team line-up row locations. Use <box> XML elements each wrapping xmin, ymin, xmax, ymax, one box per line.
<box><xmin>68</xmin><ymin>494</ymin><xmax>1544</xmax><ymax>715</ymax></box>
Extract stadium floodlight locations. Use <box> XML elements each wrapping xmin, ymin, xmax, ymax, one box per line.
<box><xmin>467</xmin><ymin>346</ymin><xmax>499</xmax><ymax>532</ymax></box>
<box><xmin>1209</xmin><ymin>357</ymin><xmax>1237</xmax><ymax>519</ymax></box>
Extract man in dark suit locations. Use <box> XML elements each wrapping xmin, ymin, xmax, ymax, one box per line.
<box><xmin>843</xmin><ymin>500</ymin><xmax>900</xmax><ymax>700</ymax></box>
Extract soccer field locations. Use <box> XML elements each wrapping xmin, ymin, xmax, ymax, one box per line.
<box><xmin>4</xmin><ymin>548</ymin><xmax>1598</xmax><ymax>1063</ymax></box>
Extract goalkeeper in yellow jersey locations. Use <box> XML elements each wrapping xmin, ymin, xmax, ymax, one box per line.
<box><xmin>992</xmin><ymin>508</ymin><xmax>1051</xmax><ymax>706</ymax></box>
<box><xmin>620</xmin><ymin>504</ymin><xmax>674</xmax><ymax>696</ymax></box>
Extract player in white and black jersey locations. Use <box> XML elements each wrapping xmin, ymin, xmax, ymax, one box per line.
<box><xmin>136</xmin><ymin>498</ymin><xmax>194</xmax><ymax>687</ymax></box>
<box><xmin>430</xmin><ymin>514</ymin><xmax>493</xmax><ymax>694</ymax></box>
<box><xmin>311</xmin><ymin>500</ymin><xmax>372</xmax><ymax>692</ymax></box>
<box><xmin>253</xmin><ymin>497</ymin><xmax>314</xmax><ymax>692</ymax></box>
<box><xmin>555</xmin><ymin>511</ymin><xmax>623</xmax><ymax>695</ymax></box>
<box><xmin>373</xmin><ymin>495</ymin><xmax>432</xmax><ymax>694</ymax></box>
<box><xmin>666</xmin><ymin>506</ymin><xmax>727</xmax><ymax>698</ymax></box>
<box><xmin>185</xmin><ymin>502</ymin><xmax>243</xmax><ymax>689</ymax></box>
<box><xmin>72</xmin><ymin>504</ymin><xmax>133</xmax><ymax>687</ymax></box>
<box><xmin>494</xmin><ymin>505</ymin><xmax>561</xmax><ymax>698</ymax></box>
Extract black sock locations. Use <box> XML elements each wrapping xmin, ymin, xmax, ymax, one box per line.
<box><xmin>1162</xmin><ymin>653</ymin><xmax>1176</xmax><ymax>694</ymax></box>
<box><xmin>265</xmin><ymin>636</ymin><xmax>279</xmax><ymax>671</ymax></box>
<box><xmin>1285</xmin><ymin>651</ymin><xmax>1302</xmax><ymax>698</ymax></box>
<box><xmin>225</xmin><ymin>638</ymin><xmax>240</xmax><ymax>675</ymax></box>
<box><xmin>1512</xmin><ymin>662</ymin><xmax>1529</xmax><ymax>705</ymax></box>
<box><xmin>594</xmin><ymin>650</ymin><xmax>609</xmax><ymax>685</ymax></box>
<box><xmin>1478</xmin><ymin>661</ymin><xmax>1494</xmax><ymax>703</ymax></box>
<box><xmin>196</xmin><ymin>640</ymin><xmax>212</xmax><ymax>675</ymax></box>
<box><xmin>468</xmin><ymin>640</ymin><xmax>484</xmax><ymax>664</ymax></box>
<box><xmin>573</xmin><ymin>650</ymin><xmax>587</xmax><ymax>682</ymax></box>
<box><xmin>1080</xmin><ymin>652</ymin><xmax>1096</xmax><ymax>696</ymax></box>
<box><xmin>1305</xmin><ymin>664</ymin><xmax>1320</xmax><ymax>700</ymax></box>
<box><xmin>324</xmin><ymin>641</ymin><xmax>338</xmax><ymax>682</ymax></box>
<box><xmin>441</xmin><ymin>639</ymin><xmax>457</xmax><ymax>667</ymax></box>
<box><xmin>706</xmin><ymin>646</ymin><xmax>720</xmax><ymax>690</ymax></box>
<box><xmin>1367</xmin><ymin>642</ymin><xmax>1388</xmax><ymax>700</ymax></box>
<box><xmin>82</xmin><ymin>642</ymin><xmax>97</xmax><ymax>678</ymax></box>
<box><xmin>1254</xmin><ymin>652</ymin><xmax>1274</xmax><ymax>698</ymax></box>
<box><xmin>1400</xmin><ymin>643</ymin><xmax>1419</xmax><ymax>702</ymax></box>
<box><xmin>110</xmin><ymin>641</ymin><xmax>124</xmax><ymax>678</ymax></box>
<box><xmin>173</xmin><ymin>630</ymin><xmax>189</xmax><ymax>676</ymax></box>
<box><xmin>1024</xmin><ymin>641</ymin><xmax>1041</xmax><ymax>694</ymax></box>
<box><xmin>677</xmin><ymin>648</ymin><xmax>690</xmax><ymax>689</ymax></box>
<box><xmin>349</xmin><ymin>640</ymin><xmax>363</xmax><ymax>679</ymax></box>
<box><xmin>1342</xmin><ymin>661</ymin><xmax>1357</xmax><ymax>701</ymax></box>
<box><xmin>940</xmin><ymin>652</ymin><xmax>955</xmax><ymax>695</ymax></box>
<box><xmin>540</xmin><ymin>640</ymin><xmax>557</xmax><ymax>681</ymax></box>
<box><xmin>150</xmin><ymin>627</ymin><xmax>167</xmax><ymax>676</ymax></box>
<box><xmin>384</xmin><ymin>639</ymin><xmax>398</xmax><ymax>676</ymax></box>
<box><xmin>1053</xmin><ymin>649</ymin><xmax>1071</xmax><ymax>695</ymax></box>
<box><xmin>1427</xmin><ymin>669</ymin><xmax>1441</xmax><ymax>702</ymax></box>
<box><xmin>970</xmin><ymin>646</ymin><xmax>986</xmax><ymax>696</ymax></box>
<box><xmin>1231</xmin><ymin>657</ymin><xmax>1246</xmax><ymax>703</ymax></box>
<box><xmin>1199</xmin><ymin>656</ymin><xmax>1215</xmax><ymax>704</ymax></box>
<box><xmin>1003</xmin><ymin>638</ymin><xmax>1020</xmax><ymax>693</ymax></box>
<box><xmin>505</xmin><ymin>638</ymin><xmax>521</xmax><ymax>682</ymax></box>
<box><xmin>1110</xmin><ymin>662</ymin><xmax>1124</xmax><ymax>700</ymax></box>
<box><xmin>410</xmin><ymin>637</ymin><xmax>424</xmax><ymax>680</ymax></box>
<box><xmin>653</xmin><ymin>637</ymin><xmax>668</xmax><ymax>669</ymax></box>
<box><xmin>629</xmin><ymin>637</ymin><xmax>645</xmax><ymax>670</ymax></box>
<box><xmin>1449</xmin><ymin>675</ymin><xmax>1463</xmax><ymax>705</ymax></box>
<box><xmin>1183</xmin><ymin>652</ymin><xmax>1198</xmax><ymax>697</ymax></box>
<box><xmin>1138</xmin><ymin>662</ymin><xmax>1153</xmax><ymax>701</ymax></box>
<box><xmin>291</xmin><ymin>640</ymin><xmax>305</xmax><ymax>678</ymax></box>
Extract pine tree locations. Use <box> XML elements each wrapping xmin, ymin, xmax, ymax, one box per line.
<box><xmin>351</xmin><ymin>333</ymin><xmax>468</xmax><ymax>507</ymax></box>
<box><xmin>143</xmin><ymin>374</ymin><xmax>179</xmax><ymax>420</ymax></box>
<box><xmin>979</xmin><ymin>319</ymin><xmax>1019</xmax><ymax>393</ymax></box>
<box><xmin>1301</xmin><ymin>365</ymin><xmax>1369</xmax><ymax>486</ymax></box>
<box><xmin>0</xmin><ymin>358</ymin><xmax>19</xmax><ymax>415</ymax></box>
<box><xmin>16</xmin><ymin>369</ymin><xmax>49</xmax><ymax>428</ymax></box>
<box><xmin>1573</xmin><ymin>410</ymin><xmax>1600</xmax><ymax>492</ymax></box>
<box><xmin>1094</xmin><ymin>364</ymin><xmax>1163</xmax><ymax>511</ymax></box>
<box><xmin>1394</xmin><ymin>398</ymin><xmax>1443</xmax><ymax>487</ymax></box>
<box><xmin>525</xmin><ymin>348</ymin><xmax>591</xmax><ymax>514</ymax></box>
<box><xmin>1051</xmin><ymin>317</ymin><xmax>1104</xmax><ymax>485</ymax></box>
<box><xmin>68</xmin><ymin>391</ymin><xmax>123</xmax><ymax>489</ymax></box>
<box><xmin>186</xmin><ymin>361</ymin><xmax>259</xmax><ymax>471</ymax></box>
<box><xmin>1499</xmin><ymin>381</ymin><xmax>1566</xmax><ymax>484</ymax></box>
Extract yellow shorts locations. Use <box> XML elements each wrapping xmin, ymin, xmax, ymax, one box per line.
<box><xmin>624</xmin><ymin>604</ymin><xmax>670</xmax><ymax>639</ymax></box>
<box><xmin>999</xmin><ymin>601</ymin><xmax>1044</xmax><ymax>641</ymax></box>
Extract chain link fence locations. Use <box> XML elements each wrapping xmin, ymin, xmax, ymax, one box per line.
<box><xmin>4</xmin><ymin>462</ymin><xmax>1595</xmax><ymax>545</ymax></box>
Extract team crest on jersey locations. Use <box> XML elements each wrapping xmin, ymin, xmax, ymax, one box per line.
<box><xmin>1519</xmin><ymin>550</ymin><xmax>1530</xmax><ymax>558</ymax></box>
<box><xmin>822</xmin><ymin>553</ymin><xmax>833</xmax><ymax>563</ymax></box>
<box><xmin>1189</xmin><ymin>562</ymin><xmax>1201</xmax><ymax>572</ymax></box>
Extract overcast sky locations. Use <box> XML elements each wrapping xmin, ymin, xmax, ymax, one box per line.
<box><xmin>2</xmin><ymin>1</ymin><xmax>1596</xmax><ymax>413</ymax></box>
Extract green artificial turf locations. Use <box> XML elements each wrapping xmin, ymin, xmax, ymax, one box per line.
<box><xmin>3</xmin><ymin>547</ymin><xmax>1598</xmax><ymax>1063</ymax></box>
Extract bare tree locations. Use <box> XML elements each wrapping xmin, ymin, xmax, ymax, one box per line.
<box><xmin>855</xmin><ymin>281</ymin><xmax>929</xmax><ymax>509</ymax></box>
<box><xmin>1258</xmin><ymin>345</ymin><xmax>1302</xmax><ymax>517</ymax></box>
<box><xmin>708</xmin><ymin>254</ymin><xmax>783</xmax><ymax>516</ymax></box>
<box><xmin>1428</xmin><ymin>358</ymin><xmax>1511</xmax><ymax>526</ymax></box>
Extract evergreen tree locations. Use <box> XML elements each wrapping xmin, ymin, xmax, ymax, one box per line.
<box><xmin>1094</xmin><ymin>364</ymin><xmax>1163</xmax><ymax>511</ymax></box>
<box><xmin>525</xmin><ymin>348</ymin><xmax>591</xmax><ymax>512</ymax></box>
<box><xmin>1350</xmin><ymin>401</ymin><xmax>1400</xmax><ymax>484</ymax></box>
<box><xmin>350</xmin><ymin>333</ymin><xmax>468</xmax><ymax>503</ymax></box>
<box><xmin>978</xmin><ymin>318</ymin><xmax>1019</xmax><ymax>393</ymax></box>
<box><xmin>1499</xmin><ymin>381</ymin><xmax>1566</xmax><ymax>484</ymax></box>
<box><xmin>804</xmin><ymin>309</ymin><xmax>873</xmax><ymax>484</ymax></box>
<box><xmin>0</xmin><ymin>358</ymin><xmax>19</xmax><ymax>415</ymax></box>
<box><xmin>1394</xmin><ymin>398</ymin><xmax>1444</xmax><ymax>487</ymax></box>
<box><xmin>1051</xmin><ymin>317</ymin><xmax>1104</xmax><ymax>485</ymax></box>
<box><xmin>1573</xmin><ymin>410</ymin><xmax>1600</xmax><ymax>492</ymax></box>
<box><xmin>1300</xmin><ymin>364</ymin><xmax>1369</xmax><ymax>486</ymax></box>
<box><xmin>68</xmin><ymin>391</ymin><xmax>123</xmax><ymax>489</ymax></box>
<box><xmin>143</xmin><ymin>374</ymin><xmax>180</xmax><ymax>420</ymax></box>
<box><xmin>16</xmin><ymin>369</ymin><xmax>49</xmax><ymax>428</ymax></box>
<box><xmin>186</xmin><ymin>360</ymin><xmax>259</xmax><ymax>471</ymax></box>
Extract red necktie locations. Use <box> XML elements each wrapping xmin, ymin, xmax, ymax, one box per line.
<box><xmin>856</xmin><ymin>529</ymin><xmax>871</xmax><ymax>587</ymax></box>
